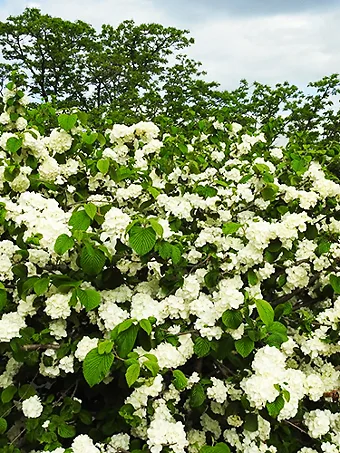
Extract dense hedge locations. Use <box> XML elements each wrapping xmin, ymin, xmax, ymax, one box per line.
<box><xmin>0</xmin><ymin>78</ymin><xmax>340</xmax><ymax>453</ymax></box>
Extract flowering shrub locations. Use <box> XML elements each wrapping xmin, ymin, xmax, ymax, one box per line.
<box><xmin>0</xmin><ymin>78</ymin><xmax>340</xmax><ymax>453</ymax></box>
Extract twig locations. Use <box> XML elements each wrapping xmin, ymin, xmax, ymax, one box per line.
<box><xmin>21</xmin><ymin>343</ymin><xmax>60</xmax><ymax>351</ymax></box>
<box><xmin>284</xmin><ymin>420</ymin><xmax>309</xmax><ymax>436</ymax></box>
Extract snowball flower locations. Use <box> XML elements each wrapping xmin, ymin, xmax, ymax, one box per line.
<box><xmin>22</xmin><ymin>395</ymin><xmax>43</xmax><ymax>418</ymax></box>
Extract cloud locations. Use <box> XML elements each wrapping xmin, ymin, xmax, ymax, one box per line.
<box><xmin>187</xmin><ymin>8</ymin><xmax>340</xmax><ymax>89</ymax></box>
<box><xmin>0</xmin><ymin>0</ymin><xmax>167</xmax><ymax>28</ymax></box>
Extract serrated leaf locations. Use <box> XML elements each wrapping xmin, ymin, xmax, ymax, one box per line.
<box><xmin>235</xmin><ymin>337</ymin><xmax>254</xmax><ymax>358</ymax></box>
<box><xmin>222</xmin><ymin>310</ymin><xmax>243</xmax><ymax>329</ymax></box>
<box><xmin>194</xmin><ymin>337</ymin><xmax>211</xmax><ymax>357</ymax></box>
<box><xmin>83</xmin><ymin>349</ymin><xmax>114</xmax><ymax>387</ymax></box>
<box><xmin>80</xmin><ymin>245</ymin><xmax>106</xmax><ymax>276</ymax></box>
<box><xmin>129</xmin><ymin>226</ymin><xmax>156</xmax><ymax>256</ymax></box>
<box><xmin>116</xmin><ymin>324</ymin><xmax>139</xmax><ymax>358</ymax></box>
<box><xmin>118</xmin><ymin>319</ymin><xmax>134</xmax><ymax>334</ymax></box>
<box><xmin>173</xmin><ymin>370</ymin><xmax>188</xmax><ymax>390</ymax></box>
<box><xmin>266</xmin><ymin>394</ymin><xmax>285</xmax><ymax>418</ymax></box>
<box><xmin>140</xmin><ymin>319</ymin><xmax>152</xmax><ymax>335</ymax></box>
<box><xmin>144</xmin><ymin>359</ymin><xmax>159</xmax><ymax>376</ymax></box>
<box><xmin>0</xmin><ymin>418</ymin><xmax>7</xmax><ymax>435</ymax></box>
<box><xmin>171</xmin><ymin>245</ymin><xmax>181</xmax><ymax>264</ymax></box>
<box><xmin>82</xmin><ymin>132</ymin><xmax>98</xmax><ymax>145</ymax></box>
<box><xmin>18</xmin><ymin>384</ymin><xmax>36</xmax><ymax>399</ymax></box>
<box><xmin>69</xmin><ymin>210</ymin><xmax>91</xmax><ymax>231</ymax></box>
<box><xmin>84</xmin><ymin>203</ymin><xmax>97</xmax><ymax>220</ymax></box>
<box><xmin>266</xmin><ymin>332</ymin><xmax>288</xmax><ymax>347</ymax></box>
<box><xmin>0</xmin><ymin>289</ymin><xmax>7</xmax><ymax>311</ymax></box>
<box><xmin>58</xmin><ymin>113</ymin><xmax>77</xmax><ymax>131</ymax></box>
<box><xmin>1</xmin><ymin>385</ymin><xmax>17</xmax><ymax>404</ymax></box>
<box><xmin>244</xmin><ymin>413</ymin><xmax>258</xmax><ymax>432</ymax></box>
<box><xmin>255</xmin><ymin>299</ymin><xmax>274</xmax><ymax>325</ymax></box>
<box><xmin>6</xmin><ymin>137</ymin><xmax>22</xmax><ymax>154</ymax></box>
<box><xmin>204</xmin><ymin>270</ymin><xmax>219</xmax><ymax>288</ymax></box>
<box><xmin>97</xmin><ymin>158</ymin><xmax>110</xmax><ymax>174</ymax></box>
<box><xmin>190</xmin><ymin>383</ymin><xmax>205</xmax><ymax>407</ymax></box>
<box><xmin>34</xmin><ymin>277</ymin><xmax>50</xmax><ymax>296</ymax></box>
<box><xmin>149</xmin><ymin>218</ymin><xmax>163</xmax><ymax>237</ymax></box>
<box><xmin>247</xmin><ymin>269</ymin><xmax>258</xmax><ymax>286</ymax></box>
<box><xmin>98</xmin><ymin>340</ymin><xmax>113</xmax><ymax>355</ymax></box>
<box><xmin>54</xmin><ymin>234</ymin><xmax>74</xmax><ymax>255</ymax></box>
<box><xmin>222</xmin><ymin>222</ymin><xmax>242</xmax><ymax>235</ymax></box>
<box><xmin>58</xmin><ymin>423</ymin><xmax>76</xmax><ymax>438</ymax></box>
<box><xmin>75</xmin><ymin>288</ymin><xmax>101</xmax><ymax>311</ymax></box>
<box><xmin>261</xmin><ymin>183</ymin><xmax>279</xmax><ymax>201</ymax></box>
<box><xmin>201</xmin><ymin>443</ymin><xmax>231</xmax><ymax>453</ymax></box>
<box><xmin>125</xmin><ymin>362</ymin><xmax>140</xmax><ymax>387</ymax></box>
<box><xmin>330</xmin><ymin>274</ymin><xmax>340</xmax><ymax>294</ymax></box>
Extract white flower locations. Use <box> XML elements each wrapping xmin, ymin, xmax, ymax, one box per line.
<box><xmin>71</xmin><ymin>434</ymin><xmax>100</xmax><ymax>453</ymax></box>
<box><xmin>22</xmin><ymin>395</ymin><xmax>43</xmax><ymax>418</ymax></box>
<box><xmin>75</xmin><ymin>337</ymin><xmax>99</xmax><ymax>361</ymax></box>
<box><xmin>45</xmin><ymin>293</ymin><xmax>72</xmax><ymax>320</ymax></box>
<box><xmin>0</xmin><ymin>312</ymin><xmax>26</xmax><ymax>342</ymax></box>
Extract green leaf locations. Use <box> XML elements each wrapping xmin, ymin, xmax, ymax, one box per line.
<box><xmin>1</xmin><ymin>385</ymin><xmax>17</xmax><ymax>404</ymax></box>
<box><xmin>82</xmin><ymin>132</ymin><xmax>98</xmax><ymax>145</ymax></box>
<box><xmin>83</xmin><ymin>349</ymin><xmax>114</xmax><ymax>387</ymax></box>
<box><xmin>126</xmin><ymin>362</ymin><xmax>140</xmax><ymax>387</ymax></box>
<box><xmin>6</xmin><ymin>137</ymin><xmax>22</xmax><ymax>154</ymax></box>
<box><xmin>98</xmin><ymin>340</ymin><xmax>113</xmax><ymax>355</ymax></box>
<box><xmin>261</xmin><ymin>183</ymin><xmax>279</xmax><ymax>201</ymax></box>
<box><xmin>305</xmin><ymin>224</ymin><xmax>318</xmax><ymax>240</ymax></box>
<box><xmin>0</xmin><ymin>418</ymin><xmax>7</xmax><ymax>435</ymax></box>
<box><xmin>76</xmin><ymin>288</ymin><xmax>101</xmax><ymax>311</ymax></box>
<box><xmin>54</xmin><ymin>234</ymin><xmax>74</xmax><ymax>255</ymax></box>
<box><xmin>116</xmin><ymin>324</ymin><xmax>139</xmax><ymax>358</ymax></box>
<box><xmin>266</xmin><ymin>332</ymin><xmax>288</xmax><ymax>347</ymax></box>
<box><xmin>194</xmin><ymin>337</ymin><xmax>211</xmax><ymax>357</ymax></box>
<box><xmin>173</xmin><ymin>370</ymin><xmax>188</xmax><ymax>390</ymax></box>
<box><xmin>97</xmin><ymin>158</ymin><xmax>110</xmax><ymax>174</ymax></box>
<box><xmin>58</xmin><ymin>423</ymin><xmax>76</xmax><ymax>438</ymax></box>
<box><xmin>80</xmin><ymin>244</ymin><xmax>106</xmax><ymax>276</ymax></box>
<box><xmin>149</xmin><ymin>218</ymin><xmax>163</xmax><ymax>237</ymax></box>
<box><xmin>201</xmin><ymin>443</ymin><xmax>230</xmax><ymax>453</ymax></box>
<box><xmin>204</xmin><ymin>270</ymin><xmax>220</xmax><ymax>288</ymax></box>
<box><xmin>118</xmin><ymin>319</ymin><xmax>134</xmax><ymax>334</ymax></box>
<box><xmin>0</xmin><ymin>289</ymin><xmax>7</xmax><ymax>311</ymax></box>
<box><xmin>244</xmin><ymin>413</ymin><xmax>258</xmax><ymax>432</ymax></box>
<box><xmin>222</xmin><ymin>310</ymin><xmax>243</xmax><ymax>329</ymax></box>
<box><xmin>140</xmin><ymin>319</ymin><xmax>152</xmax><ymax>335</ymax></box>
<box><xmin>247</xmin><ymin>269</ymin><xmax>258</xmax><ymax>286</ymax></box>
<box><xmin>235</xmin><ymin>337</ymin><xmax>254</xmax><ymax>358</ymax></box>
<box><xmin>267</xmin><ymin>321</ymin><xmax>287</xmax><ymax>335</ymax></box>
<box><xmin>129</xmin><ymin>226</ymin><xmax>156</xmax><ymax>256</ymax></box>
<box><xmin>190</xmin><ymin>383</ymin><xmax>205</xmax><ymax>408</ymax></box>
<box><xmin>255</xmin><ymin>299</ymin><xmax>274</xmax><ymax>325</ymax></box>
<box><xmin>266</xmin><ymin>395</ymin><xmax>285</xmax><ymax>418</ymax></box>
<box><xmin>69</xmin><ymin>210</ymin><xmax>91</xmax><ymax>231</ymax></box>
<box><xmin>171</xmin><ymin>245</ymin><xmax>182</xmax><ymax>264</ymax></box>
<box><xmin>34</xmin><ymin>277</ymin><xmax>50</xmax><ymax>296</ymax></box>
<box><xmin>84</xmin><ymin>203</ymin><xmax>97</xmax><ymax>220</ymax></box>
<box><xmin>330</xmin><ymin>274</ymin><xmax>340</xmax><ymax>294</ymax></box>
<box><xmin>58</xmin><ymin>113</ymin><xmax>77</xmax><ymax>131</ymax></box>
<box><xmin>144</xmin><ymin>359</ymin><xmax>159</xmax><ymax>376</ymax></box>
<box><xmin>18</xmin><ymin>384</ymin><xmax>36</xmax><ymax>399</ymax></box>
<box><xmin>222</xmin><ymin>222</ymin><xmax>242</xmax><ymax>235</ymax></box>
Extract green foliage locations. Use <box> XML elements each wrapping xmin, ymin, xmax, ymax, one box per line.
<box><xmin>83</xmin><ymin>348</ymin><xmax>114</xmax><ymax>387</ymax></box>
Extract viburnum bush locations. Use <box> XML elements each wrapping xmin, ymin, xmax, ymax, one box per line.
<box><xmin>0</xmin><ymin>76</ymin><xmax>340</xmax><ymax>453</ymax></box>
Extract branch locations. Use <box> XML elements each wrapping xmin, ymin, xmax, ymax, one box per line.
<box><xmin>20</xmin><ymin>343</ymin><xmax>60</xmax><ymax>351</ymax></box>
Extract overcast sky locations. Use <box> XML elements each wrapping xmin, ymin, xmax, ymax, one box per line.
<box><xmin>0</xmin><ymin>0</ymin><xmax>339</xmax><ymax>91</ymax></box>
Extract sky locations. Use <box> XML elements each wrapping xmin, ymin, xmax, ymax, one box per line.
<box><xmin>0</xmin><ymin>0</ymin><xmax>339</xmax><ymax>91</ymax></box>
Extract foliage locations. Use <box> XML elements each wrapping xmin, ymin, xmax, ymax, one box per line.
<box><xmin>0</xmin><ymin>69</ymin><xmax>340</xmax><ymax>453</ymax></box>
